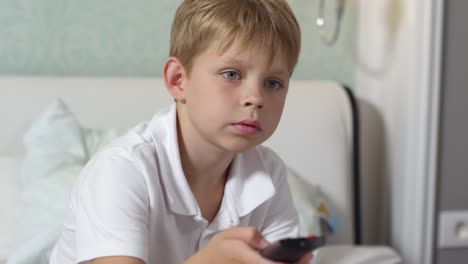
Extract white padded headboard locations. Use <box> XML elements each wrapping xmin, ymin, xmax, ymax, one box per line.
<box><xmin>0</xmin><ymin>76</ymin><xmax>356</xmax><ymax>244</ymax></box>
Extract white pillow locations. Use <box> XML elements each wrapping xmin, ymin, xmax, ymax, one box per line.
<box><xmin>7</xmin><ymin>99</ymin><xmax>122</xmax><ymax>264</ymax></box>
<box><xmin>287</xmin><ymin>168</ymin><xmax>336</xmax><ymax>237</ymax></box>
<box><xmin>0</xmin><ymin>157</ymin><xmax>23</xmax><ymax>261</ymax></box>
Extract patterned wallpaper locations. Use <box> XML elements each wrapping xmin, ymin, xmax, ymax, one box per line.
<box><xmin>0</xmin><ymin>0</ymin><xmax>357</xmax><ymax>86</ymax></box>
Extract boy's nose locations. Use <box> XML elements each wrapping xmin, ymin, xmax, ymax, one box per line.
<box><xmin>241</xmin><ymin>87</ymin><xmax>264</xmax><ymax>109</ymax></box>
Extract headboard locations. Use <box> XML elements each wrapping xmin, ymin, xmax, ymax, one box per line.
<box><xmin>0</xmin><ymin>76</ymin><xmax>358</xmax><ymax>245</ymax></box>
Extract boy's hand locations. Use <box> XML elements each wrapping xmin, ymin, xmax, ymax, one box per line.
<box><xmin>293</xmin><ymin>252</ymin><xmax>314</xmax><ymax>264</ymax></box>
<box><xmin>184</xmin><ymin>226</ymin><xmax>271</xmax><ymax>264</ymax></box>
<box><xmin>184</xmin><ymin>227</ymin><xmax>314</xmax><ymax>264</ymax></box>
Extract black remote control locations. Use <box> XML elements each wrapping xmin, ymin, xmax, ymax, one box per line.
<box><xmin>260</xmin><ymin>236</ymin><xmax>326</xmax><ymax>263</ymax></box>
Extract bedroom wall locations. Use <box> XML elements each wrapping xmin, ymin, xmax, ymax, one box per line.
<box><xmin>435</xmin><ymin>0</ymin><xmax>468</xmax><ymax>262</ymax></box>
<box><xmin>0</xmin><ymin>0</ymin><xmax>357</xmax><ymax>86</ymax></box>
<box><xmin>356</xmin><ymin>0</ymin><xmax>443</xmax><ymax>263</ymax></box>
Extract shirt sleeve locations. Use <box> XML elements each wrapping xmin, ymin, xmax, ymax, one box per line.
<box><xmin>74</xmin><ymin>149</ymin><xmax>150</xmax><ymax>263</ymax></box>
<box><xmin>259</xmin><ymin>150</ymin><xmax>300</xmax><ymax>242</ymax></box>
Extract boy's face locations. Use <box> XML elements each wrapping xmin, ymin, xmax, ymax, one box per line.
<box><xmin>178</xmin><ymin>42</ymin><xmax>290</xmax><ymax>153</ymax></box>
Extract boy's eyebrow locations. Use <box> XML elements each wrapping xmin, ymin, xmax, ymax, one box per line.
<box><xmin>220</xmin><ymin>58</ymin><xmax>290</xmax><ymax>76</ymax></box>
<box><xmin>220</xmin><ymin>57</ymin><xmax>251</xmax><ymax>66</ymax></box>
<box><xmin>269</xmin><ymin>69</ymin><xmax>290</xmax><ymax>77</ymax></box>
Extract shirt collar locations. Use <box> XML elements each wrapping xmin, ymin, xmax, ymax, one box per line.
<box><xmin>227</xmin><ymin>149</ymin><xmax>276</xmax><ymax>217</ymax></box>
<box><xmin>149</xmin><ymin>104</ymin><xmax>198</xmax><ymax>215</ymax></box>
<box><xmin>149</xmin><ymin>104</ymin><xmax>276</xmax><ymax>217</ymax></box>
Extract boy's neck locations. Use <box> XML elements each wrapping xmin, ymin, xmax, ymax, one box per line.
<box><xmin>179</xmin><ymin>142</ymin><xmax>233</xmax><ymax>191</ymax></box>
<box><xmin>176</xmin><ymin>115</ymin><xmax>235</xmax><ymax>191</ymax></box>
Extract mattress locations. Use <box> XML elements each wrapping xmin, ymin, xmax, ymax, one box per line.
<box><xmin>312</xmin><ymin>245</ymin><xmax>402</xmax><ymax>264</ymax></box>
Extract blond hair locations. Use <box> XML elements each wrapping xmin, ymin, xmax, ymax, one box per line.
<box><xmin>170</xmin><ymin>0</ymin><xmax>301</xmax><ymax>74</ymax></box>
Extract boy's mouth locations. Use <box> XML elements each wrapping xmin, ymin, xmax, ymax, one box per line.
<box><xmin>231</xmin><ymin>119</ymin><xmax>262</xmax><ymax>135</ymax></box>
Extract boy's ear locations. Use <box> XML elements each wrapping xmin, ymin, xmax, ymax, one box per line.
<box><xmin>163</xmin><ymin>57</ymin><xmax>187</xmax><ymax>102</ymax></box>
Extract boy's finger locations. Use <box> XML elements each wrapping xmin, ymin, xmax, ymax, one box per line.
<box><xmin>217</xmin><ymin>227</ymin><xmax>270</xmax><ymax>249</ymax></box>
<box><xmin>228</xmin><ymin>240</ymin><xmax>279</xmax><ymax>264</ymax></box>
<box><xmin>293</xmin><ymin>252</ymin><xmax>314</xmax><ymax>264</ymax></box>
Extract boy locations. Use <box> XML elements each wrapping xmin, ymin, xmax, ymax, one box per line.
<box><xmin>50</xmin><ymin>0</ymin><xmax>309</xmax><ymax>263</ymax></box>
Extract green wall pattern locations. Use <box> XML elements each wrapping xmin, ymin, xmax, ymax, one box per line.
<box><xmin>0</xmin><ymin>0</ymin><xmax>356</xmax><ymax>85</ymax></box>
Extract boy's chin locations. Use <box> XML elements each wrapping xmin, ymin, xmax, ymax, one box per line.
<box><xmin>222</xmin><ymin>139</ymin><xmax>264</xmax><ymax>153</ymax></box>
<box><xmin>226</xmin><ymin>145</ymin><xmax>254</xmax><ymax>153</ymax></box>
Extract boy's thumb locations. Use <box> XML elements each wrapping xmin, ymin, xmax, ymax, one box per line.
<box><xmin>218</xmin><ymin>227</ymin><xmax>270</xmax><ymax>250</ymax></box>
<box><xmin>255</xmin><ymin>236</ymin><xmax>271</xmax><ymax>250</ymax></box>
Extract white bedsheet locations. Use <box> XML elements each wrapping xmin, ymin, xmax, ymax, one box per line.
<box><xmin>1</xmin><ymin>246</ymin><xmax>402</xmax><ymax>264</ymax></box>
<box><xmin>312</xmin><ymin>245</ymin><xmax>402</xmax><ymax>264</ymax></box>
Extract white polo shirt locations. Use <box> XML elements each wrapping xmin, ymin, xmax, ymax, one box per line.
<box><xmin>49</xmin><ymin>105</ymin><xmax>298</xmax><ymax>264</ymax></box>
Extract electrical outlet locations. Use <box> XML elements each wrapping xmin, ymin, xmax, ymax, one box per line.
<box><xmin>438</xmin><ymin>210</ymin><xmax>468</xmax><ymax>248</ymax></box>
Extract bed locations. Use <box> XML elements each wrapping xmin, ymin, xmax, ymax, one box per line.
<box><xmin>0</xmin><ymin>76</ymin><xmax>401</xmax><ymax>263</ymax></box>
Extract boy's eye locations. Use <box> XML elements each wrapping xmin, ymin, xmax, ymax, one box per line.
<box><xmin>265</xmin><ymin>80</ymin><xmax>283</xmax><ymax>90</ymax></box>
<box><xmin>222</xmin><ymin>71</ymin><xmax>241</xmax><ymax>80</ymax></box>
